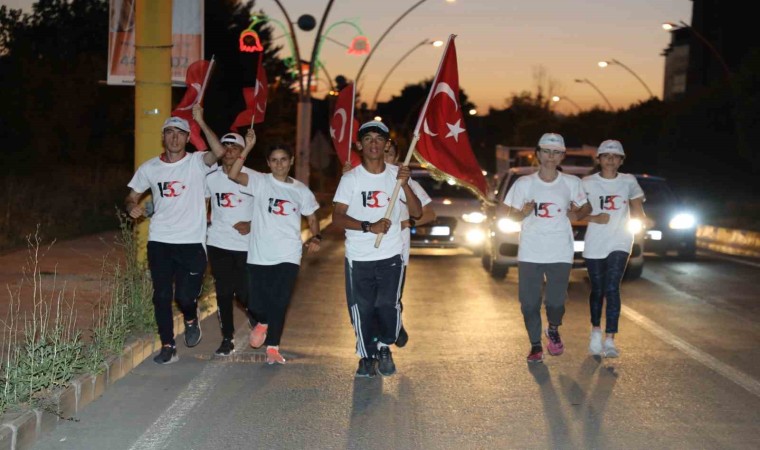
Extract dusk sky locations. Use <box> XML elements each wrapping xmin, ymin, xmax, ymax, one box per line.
<box><xmin>5</xmin><ymin>0</ymin><xmax>694</xmax><ymax>114</ymax></box>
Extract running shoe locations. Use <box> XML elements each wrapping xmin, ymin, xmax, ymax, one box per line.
<box><xmin>249</xmin><ymin>323</ymin><xmax>268</xmax><ymax>349</ymax></box>
<box><xmin>355</xmin><ymin>358</ymin><xmax>376</xmax><ymax>378</ymax></box>
<box><xmin>545</xmin><ymin>327</ymin><xmax>564</xmax><ymax>356</ymax></box>
<box><xmin>603</xmin><ymin>337</ymin><xmax>619</xmax><ymax>358</ymax></box>
<box><xmin>527</xmin><ymin>345</ymin><xmax>544</xmax><ymax>363</ymax></box>
<box><xmin>377</xmin><ymin>346</ymin><xmax>396</xmax><ymax>376</ymax></box>
<box><xmin>266</xmin><ymin>347</ymin><xmax>286</xmax><ymax>365</ymax></box>
<box><xmin>153</xmin><ymin>345</ymin><xmax>178</xmax><ymax>365</ymax></box>
<box><xmin>589</xmin><ymin>328</ymin><xmax>603</xmax><ymax>356</ymax></box>
<box><xmin>184</xmin><ymin>319</ymin><xmax>202</xmax><ymax>347</ymax></box>
<box><xmin>214</xmin><ymin>338</ymin><xmax>234</xmax><ymax>356</ymax></box>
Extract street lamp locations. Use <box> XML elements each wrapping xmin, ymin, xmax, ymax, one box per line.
<box><xmin>551</xmin><ymin>95</ymin><xmax>582</xmax><ymax>113</ymax></box>
<box><xmin>598</xmin><ymin>59</ymin><xmax>655</xmax><ymax>98</ymax></box>
<box><xmin>574</xmin><ymin>78</ymin><xmax>614</xmax><ymax>111</ymax></box>
<box><xmin>262</xmin><ymin>0</ymin><xmax>370</xmax><ymax>186</ymax></box>
<box><xmin>370</xmin><ymin>38</ymin><xmax>442</xmax><ymax>111</ymax></box>
<box><xmin>662</xmin><ymin>21</ymin><xmax>731</xmax><ymax>79</ymax></box>
<box><xmin>355</xmin><ymin>0</ymin><xmax>454</xmax><ymax>85</ymax></box>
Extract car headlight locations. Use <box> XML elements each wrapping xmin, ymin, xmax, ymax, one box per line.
<box><xmin>669</xmin><ymin>213</ymin><xmax>696</xmax><ymax>230</ymax></box>
<box><xmin>627</xmin><ymin>218</ymin><xmax>644</xmax><ymax>234</ymax></box>
<box><xmin>465</xmin><ymin>229</ymin><xmax>486</xmax><ymax>244</ymax></box>
<box><xmin>497</xmin><ymin>218</ymin><xmax>521</xmax><ymax>233</ymax></box>
<box><xmin>462</xmin><ymin>212</ymin><xmax>486</xmax><ymax>224</ymax></box>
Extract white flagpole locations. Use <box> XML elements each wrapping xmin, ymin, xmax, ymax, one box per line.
<box><xmin>197</xmin><ymin>55</ymin><xmax>215</xmax><ymax>105</ymax></box>
<box><xmin>347</xmin><ymin>83</ymin><xmax>356</xmax><ymax>165</ymax></box>
<box><xmin>250</xmin><ymin>56</ymin><xmax>262</xmax><ymax>130</ymax></box>
<box><xmin>374</xmin><ymin>35</ymin><xmax>455</xmax><ymax>248</ymax></box>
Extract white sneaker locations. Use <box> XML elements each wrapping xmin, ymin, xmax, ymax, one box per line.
<box><xmin>603</xmin><ymin>337</ymin><xmax>619</xmax><ymax>358</ymax></box>
<box><xmin>589</xmin><ymin>329</ymin><xmax>603</xmax><ymax>355</ymax></box>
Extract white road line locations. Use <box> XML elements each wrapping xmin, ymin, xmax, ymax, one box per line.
<box><xmin>622</xmin><ymin>305</ymin><xmax>760</xmax><ymax>398</ymax></box>
<box><xmin>699</xmin><ymin>250</ymin><xmax>760</xmax><ymax>269</ymax></box>
<box><xmin>128</xmin><ymin>362</ymin><xmax>225</xmax><ymax>450</ymax></box>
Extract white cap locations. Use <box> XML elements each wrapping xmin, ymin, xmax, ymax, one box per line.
<box><xmin>220</xmin><ymin>133</ymin><xmax>245</xmax><ymax>147</ymax></box>
<box><xmin>162</xmin><ymin>116</ymin><xmax>190</xmax><ymax>133</ymax></box>
<box><xmin>597</xmin><ymin>139</ymin><xmax>625</xmax><ymax>156</ymax></box>
<box><xmin>537</xmin><ymin>132</ymin><xmax>566</xmax><ymax>151</ymax></box>
<box><xmin>358</xmin><ymin>120</ymin><xmax>390</xmax><ymax>138</ymax></box>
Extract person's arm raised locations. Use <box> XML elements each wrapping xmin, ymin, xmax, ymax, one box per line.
<box><xmin>228</xmin><ymin>129</ymin><xmax>256</xmax><ymax>186</ymax></box>
<box><xmin>194</xmin><ymin>104</ymin><xmax>225</xmax><ymax>166</ymax></box>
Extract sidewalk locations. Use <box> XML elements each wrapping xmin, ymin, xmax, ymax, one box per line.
<box><xmin>0</xmin><ymin>230</ymin><xmax>124</xmax><ymax>335</ymax></box>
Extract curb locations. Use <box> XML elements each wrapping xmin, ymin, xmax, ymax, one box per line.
<box><xmin>0</xmin><ymin>213</ymin><xmax>333</xmax><ymax>450</ymax></box>
<box><xmin>697</xmin><ymin>225</ymin><xmax>760</xmax><ymax>258</ymax></box>
<box><xmin>0</xmin><ymin>296</ymin><xmax>220</xmax><ymax>450</ymax></box>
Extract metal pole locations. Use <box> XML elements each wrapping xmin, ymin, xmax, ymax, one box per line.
<box><xmin>371</xmin><ymin>39</ymin><xmax>430</xmax><ymax>111</ymax></box>
<box><xmin>679</xmin><ymin>20</ymin><xmax>731</xmax><ymax>80</ymax></box>
<box><xmin>607</xmin><ymin>59</ymin><xmax>655</xmax><ymax>98</ymax></box>
<box><xmin>134</xmin><ymin>0</ymin><xmax>172</xmax><ymax>262</ymax></box>
<box><xmin>355</xmin><ymin>0</ymin><xmax>429</xmax><ymax>84</ymax></box>
<box><xmin>575</xmin><ymin>78</ymin><xmax>614</xmax><ymax>111</ymax></box>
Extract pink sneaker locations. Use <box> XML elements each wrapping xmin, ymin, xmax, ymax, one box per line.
<box><xmin>266</xmin><ymin>347</ymin><xmax>286</xmax><ymax>365</ymax></box>
<box><xmin>545</xmin><ymin>328</ymin><xmax>564</xmax><ymax>356</ymax></box>
<box><xmin>249</xmin><ymin>323</ymin><xmax>268</xmax><ymax>348</ymax></box>
<box><xmin>527</xmin><ymin>345</ymin><xmax>544</xmax><ymax>363</ymax></box>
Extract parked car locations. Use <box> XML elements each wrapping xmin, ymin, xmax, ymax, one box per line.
<box><xmin>409</xmin><ymin>168</ymin><xmax>486</xmax><ymax>254</ymax></box>
<box><xmin>634</xmin><ymin>174</ymin><xmax>698</xmax><ymax>259</ymax></box>
<box><xmin>481</xmin><ymin>165</ymin><xmax>646</xmax><ymax>280</ymax></box>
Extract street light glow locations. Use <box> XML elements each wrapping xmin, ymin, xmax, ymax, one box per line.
<box><xmin>662</xmin><ymin>22</ymin><xmax>677</xmax><ymax>30</ymax></box>
<box><xmin>598</xmin><ymin>61</ymin><xmax>609</xmax><ymax>68</ymax></box>
<box><xmin>552</xmin><ymin>95</ymin><xmax>560</xmax><ymax>102</ymax></box>
<box><xmin>432</xmin><ymin>40</ymin><xmax>444</xmax><ymax>47</ymax></box>
<box><xmin>468</xmin><ymin>108</ymin><xmax>477</xmax><ymax>116</ymax></box>
<box><xmin>374</xmin><ymin>116</ymin><xmax>382</xmax><ymax>121</ymax></box>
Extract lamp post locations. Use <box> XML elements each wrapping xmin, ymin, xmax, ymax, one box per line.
<box><xmin>355</xmin><ymin>0</ymin><xmax>454</xmax><ymax>85</ymax></box>
<box><xmin>260</xmin><ymin>0</ymin><xmax>368</xmax><ymax>186</ymax></box>
<box><xmin>598</xmin><ymin>59</ymin><xmax>655</xmax><ymax>98</ymax></box>
<box><xmin>370</xmin><ymin>39</ymin><xmax>443</xmax><ymax>111</ymax></box>
<box><xmin>662</xmin><ymin>21</ymin><xmax>731</xmax><ymax>79</ymax></box>
<box><xmin>574</xmin><ymin>78</ymin><xmax>614</xmax><ymax>111</ymax></box>
<box><xmin>551</xmin><ymin>95</ymin><xmax>582</xmax><ymax>113</ymax></box>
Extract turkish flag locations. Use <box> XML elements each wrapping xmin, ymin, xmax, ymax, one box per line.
<box><xmin>414</xmin><ymin>36</ymin><xmax>488</xmax><ymax>200</ymax></box>
<box><xmin>231</xmin><ymin>56</ymin><xmax>269</xmax><ymax>130</ymax></box>
<box><xmin>171</xmin><ymin>59</ymin><xmax>212</xmax><ymax>151</ymax></box>
<box><xmin>329</xmin><ymin>83</ymin><xmax>360</xmax><ymax>167</ymax></box>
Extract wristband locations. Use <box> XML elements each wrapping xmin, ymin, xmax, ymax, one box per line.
<box><xmin>408</xmin><ymin>218</ymin><xmax>416</xmax><ymax>228</ymax></box>
<box><xmin>312</xmin><ymin>234</ymin><xmax>322</xmax><ymax>241</ymax></box>
<box><xmin>361</xmin><ymin>221</ymin><xmax>371</xmax><ymax>233</ymax></box>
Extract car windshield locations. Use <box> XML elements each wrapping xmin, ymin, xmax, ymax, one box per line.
<box><xmin>637</xmin><ymin>178</ymin><xmax>679</xmax><ymax>206</ymax></box>
<box><xmin>413</xmin><ymin>174</ymin><xmax>477</xmax><ymax>199</ymax></box>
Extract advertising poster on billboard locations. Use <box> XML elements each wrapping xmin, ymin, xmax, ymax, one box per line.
<box><xmin>107</xmin><ymin>0</ymin><xmax>203</xmax><ymax>85</ymax></box>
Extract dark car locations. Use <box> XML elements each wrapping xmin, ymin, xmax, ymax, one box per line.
<box><xmin>635</xmin><ymin>174</ymin><xmax>698</xmax><ymax>258</ymax></box>
<box><xmin>409</xmin><ymin>169</ymin><xmax>487</xmax><ymax>254</ymax></box>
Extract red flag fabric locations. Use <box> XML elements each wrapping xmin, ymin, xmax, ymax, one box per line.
<box><xmin>230</xmin><ymin>57</ymin><xmax>269</xmax><ymax>130</ymax></box>
<box><xmin>330</xmin><ymin>83</ymin><xmax>360</xmax><ymax>168</ymax></box>
<box><xmin>171</xmin><ymin>59</ymin><xmax>211</xmax><ymax>151</ymax></box>
<box><xmin>413</xmin><ymin>36</ymin><xmax>488</xmax><ymax>200</ymax></box>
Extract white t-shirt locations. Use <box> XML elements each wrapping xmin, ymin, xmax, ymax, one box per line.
<box><xmin>504</xmin><ymin>172</ymin><xmax>588</xmax><ymax>264</ymax></box>
<box><xmin>333</xmin><ymin>164</ymin><xmax>407</xmax><ymax>261</ymax></box>
<box><xmin>241</xmin><ymin>172</ymin><xmax>319</xmax><ymax>266</ymax></box>
<box><xmin>127</xmin><ymin>151</ymin><xmax>215</xmax><ymax>244</ymax></box>
<box><xmin>205</xmin><ymin>167</ymin><xmax>256</xmax><ymax>251</ymax></box>
<box><xmin>401</xmin><ymin>179</ymin><xmax>432</xmax><ymax>265</ymax></box>
<box><xmin>582</xmin><ymin>172</ymin><xmax>644</xmax><ymax>259</ymax></box>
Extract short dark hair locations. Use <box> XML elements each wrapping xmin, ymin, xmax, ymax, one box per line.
<box><xmin>267</xmin><ymin>144</ymin><xmax>293</xmax><ymax>159</ymax></box>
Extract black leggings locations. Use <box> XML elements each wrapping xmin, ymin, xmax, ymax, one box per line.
<box><xmin>147</xmin><ymin>241</ymin><xmax>206</xmax><ymax>346</ymax></box>
<box><xmin>207</xmin><ymin>245</ymin><xmax>250</xmax><ymax>339</ymax></box>
<box><xmin>246</xmin><ymin>263</ymin><xmax>300</xmax><ymax>346</ymax></box>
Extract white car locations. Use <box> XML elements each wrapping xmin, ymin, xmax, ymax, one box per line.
<box><xmin>481</xmin><ymin>166</ymin><xmax>645</xmax><ymax>280</ymax></box>
<box><xmin>408</xmin><ymin>168</ymin><xmax>487</xmax><ymax>254</ymax></box>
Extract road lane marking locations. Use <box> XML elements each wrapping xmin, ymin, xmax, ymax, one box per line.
<box><xmin>698</xmin><ymin>250</ymin><xmax>760</xmax><ymax>269</ymax></box>
<box><xmin>128</xmin><ymin>362</ymin><xmax>225</xmax><ymax>450</ymax></box>
<box><xmin>622</xmin><ymin>305</ymin><xmax>760</xmax><ymax>398</ymax></box>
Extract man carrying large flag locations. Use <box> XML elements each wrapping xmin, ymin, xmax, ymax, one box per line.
<box><xmin>332</xmin><ymin>120</ymin><xmax>422</xmax><ymax>378</ymax></box>
<box><xmin>230</xmin><ymin>55</ymin><xmax>268</xmax><ymax>131</ymax></box>
<box><xmin>372</xmin><ymin>35</ymin><xmax>488</xmax><ymax>249</ymax></box>
<box><xmin>330</xmin><ymin>82</ymin><xmax>361</xmax><ymax>170</ymax></box>
<box><xmin>171</xmin><ymin>58</ymin><xmax>214</xmax><ymax>151</ymax></box>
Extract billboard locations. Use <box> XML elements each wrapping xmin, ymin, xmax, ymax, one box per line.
<box><xmin>107</xmin><ymin>0</ymin><xmax>203</xmax><ymax>85</ymax></box>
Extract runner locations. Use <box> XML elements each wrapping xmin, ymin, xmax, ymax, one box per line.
<box><xmin>228</xmin><ymin>131</ymin><xmax>321</xmax><ymax>365</ymax></box>
<box><xmin>582</xmin><ymin>139</ymin><xmax>646</xmax><ymax>358</ymax></box>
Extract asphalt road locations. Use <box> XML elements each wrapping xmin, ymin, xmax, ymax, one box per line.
<box><xmin>34</xmin><ymin>226</ymin><xmax>760</xmax><ymax>450</ymax></box>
